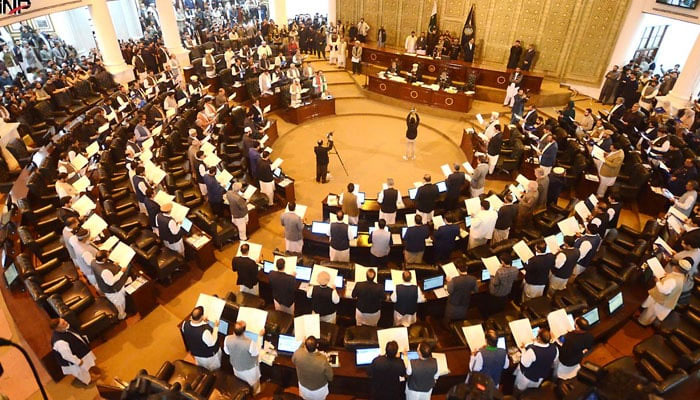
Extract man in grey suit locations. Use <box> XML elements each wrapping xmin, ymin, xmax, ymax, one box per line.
<box><xmin>292</xmin><ymin>336</ymin><xmax>334</xmax><ymax>399</ymax></box>
<box><xmin>470</xmin><ymin>155</ymin><xmax>489</xmax><ymax>197</ymax></box>
<box><xmin>445</xmin><ymin>270</ymin><xmax>477</xmax><ymax>321</ymax></box>
<box><xmin>226</xmin><ymin>182</ymin><xmax>249</xmax><ymax>241</ymax></box>
<box><xmin>280</xmin><ymin>202</ymin><xmax>304</xmax><ymax>253</ymax></box>
<box><xmin>223</xmin><ymin>321</ymin><xmax>264</xmax><ymax>394</ymax></box>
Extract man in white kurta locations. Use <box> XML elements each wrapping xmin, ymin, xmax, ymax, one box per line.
<box><xmin>223</xmin><ymin>322</ymin><xmax>264</xmax><ymax>394</ymax></box>
<box><xmin>405</xmin><ymin>32</ymin><xmax>417</xmax><ymax>53</ymax></box>
<box><xmin>51</xmin><ymin>318</ymin><xmax>97</xmax><ymax>385</ymax></box>
<box><xmin>638</xmin><ymin>260</ymin><xmax>689</xmax><ymax>325</ymax></box>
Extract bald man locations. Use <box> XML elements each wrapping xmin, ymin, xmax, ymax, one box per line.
<box><xmin>223</xmin><ymin>321</ymin><xmax>264</xmax><ymax>393</ymax></box>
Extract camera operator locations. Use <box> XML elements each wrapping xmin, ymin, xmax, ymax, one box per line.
<box><xmin>315</xmin><ymin>134</ymin><xmax>333</xmax><ymax>183</ymax></box>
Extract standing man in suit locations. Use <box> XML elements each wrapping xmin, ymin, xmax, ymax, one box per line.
<box><xmin>463</xmin><ymin>37</ymin><xmax>476</xmax><ymax>62</ymax></box>
<box><xmin>223</xmin><ymin>321</ymin><xmax>264</xmax><ymax>394</ymax></box>
<box><xmin>507</xmin><ymin>40</ymin><xmax>523</xmax><ymax>69</ymax></box>
<box><xmin>181</xmin><ymin>306</ymin><xmax>222</xmax><ymax>371</ymax></box>
<box><xmin>314</xmin><ymin>139</ymin><xmax>332</xmax><ymax>183</ymax></box>
<box><xmin>433</xmin><ymin>213</ymin><xmax>461</xmax><ymax>263</ymax></box>
<box><xmin>523</xmin><ymin>242</ymin><xmax>555</xmax><ymax>300</ymax></box>
<box><xmin>378</xmin><ymin>178</ymin><xmax>401</xmax><ymax>224</ymax></box>
<box><xmin>369</xmin><ymin>219</ymin><xmax>392</xmax><ymax>267</ymax></box>
<box><xmin>403</xmin><ymin>342</ymin><xmax>439</xmax><ymax>400</ymax></box>
<box><xmin>269</xmin><ymin>258</ymin><xmax>297</xmax><ymax>314</ymax></box>
<box><xmin>50</xmin><ymin>318</ymin><xmax>98</xmax><ymax>385</ymax></box>
<box><xmin>521</xmin><ymin>44</ymin><xmax>536</xmax><ymax>71</ymax></box>
<box><xmin>470</xmin><ymin>156</ymin><xmax>489</xmax><ymax>197</ymax></box>
<box><xmin>340</xmin><ymin>183</ymin><xmax>361</xmax><ymax>224</ymax></box>
<box><xmin>573</xmin><ymin>223</ymin><xmax>602</xmax><ymax>277</ymax></box>
<box><xmin>391</xmin><ymin>270</ymin><xmax>424</xmax><ymax>327</ymax></box>
<box><xmin>292</xmin><ymin>336</ymin><xmax>334</xmax><ymax>399</ymax></box>
<box><xmin>415</xmin><ymin>174</ymin><xmax>438</xmax><ymax>222</ymax></box>
<box><xmin>487</xmin><ymin>124</ymin><xmax>503</xmax><ymax>175</ymax></box>
<box><xmin>257</xmin><ymin>151</ymin><xmax>275</xmax><ymax>206</ymax></box>
<box><xmin>445</xmin><ymin>268</ymin><xmax>477</xmax><ymax>321</ymax></box>
<box><xmin>445</xmin><ymin>165</ymin><xmax>466</xmax><ymax>210</ymax></box>
<box><xmin>91</xmin><ymin>250</ymin><xmax>130</xmax><ymax>320</ymax></box>
<box><xmin>405</xmin><ymin>108</ymin><xmax>420</xmax><ymax>160</ymax></box>
<box><xmin>281</xmin><ymin>202</ymin><xmax>305</xmax><ymax>254</ymax></box>
<box><xmin>351</xmin><ymin>41</ymin><xmax>363</xmax><ymax>75</ymax></box>
<box><xmin>203</xmin><ymin>167</ymin><xmax>226</xmax><ymax>216</ymax></box>
<box><xmin>329</xmin><ymin>211</ymin><xmax>352</xmax><ymax>262</ymax></box>
<box><xmin>537</xmin><ymin>134</ymin><xmax>558</xmax><ymax>176</ymax></box>
<box><xmin>514</xmin><ymin>328</ymin><xmax>558</xmax><ymax>393</ymax></box>
<box><xmin>404</xmin><ymin>215</ymin><xmax>430</xmax><ymax>263</ymax></box>
<box><xmin>352</xmin><ymin>268</ymin><xmax>384</xmax><ymax>326</ymax></box>
<box><xmin>547</xmin><ymin>236</ymin><xmax>580</xmax><ymax>297</ymax></box>
<box><xmin>605</xmin><ymin>97</ymin><xmax>626</xmax><ymax>124</ymax></box>
<box><xmin>492</xmin><ymin>194</ymin><xmax>517</xmax><ymax>243</ymax></box>
<box><xmin>469</xmin><ymin>200</ymin><xmax>499</xmax><ymax>249</ymax></box>
<box><xmin>306</xmin><ymin>271</ymin><xmax>340</xmax><ymax>323</ymax></box>
<box><xmin>227</xmin><ymin>182</ymin><xmax>249</xmax><ymax>241</ymax></box>
<box><xmin>469</xmin><ymin>329</ymin><xmax>509</xmax><ymax>387</ymax></box>
<box><xmin>377</xmin><ymin>26</ymin><xmax>387</xmax><ymax>49</ymax></box>
<box><xmin>504</xmin><ymin>67</ymin><xmax>524</xmax><ymax>107</ymax></box>
<box><xmin>132</xmin><ymin>165</ymin><xmax>151</xmax><ymax>214</ymax></box>
<box><xmin>369</xmin><ymin>340</ymin><xmax>406</xmax><ymax>399</ymax></box>
<box><xmin>156</xmin><ymin>203</ymin><xmax>185</xmax><ymax>256</ymax></box>
<box><xmin>233</xmin><ymin>243</ymin><xmax>260</xmax><ymax>295</ymax></box>
<box><xmin>596</xmin><ymin>143</ymin><xmax>624</xmax><ymax>196</ymax></box>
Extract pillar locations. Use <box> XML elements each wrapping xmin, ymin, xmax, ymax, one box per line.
<box><xmin>658</xmin><ymin>32</ymin><xmax>700</xmax><ymax>114</ymax></box>
<box><xmin>328</xmin><ymin>0</ymin><xmax>336</xmax><ymax>25</ymax></box>
<box><xmin>155</xmin><ymin>0</ymin><xmax>190</xmax><ymax>67</ymax></box>
<box><xmin>88</xmin><ymin>0</ymin><xmax>134</xmax><ymax>84</ymax></box>
<box><xmin>270</xmin><ymin>0</ymin><xmax>287</xmax><ymax>26</ymax></box>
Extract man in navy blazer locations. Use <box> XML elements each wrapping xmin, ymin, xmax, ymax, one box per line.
<box><xmin>538</xmin><ymin>133</ymin><xmax>558</xmax><ymax>175</ymax></box>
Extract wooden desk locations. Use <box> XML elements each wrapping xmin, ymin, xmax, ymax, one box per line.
<box><xmin>368</xmin><ymin>76</ymin><xmax>473</xmax><ymax>113</ymax></box>
<box><xmin>185</xmin><ymin>232</ymin><xmax>216</xmax><ymax>270</ymax></box>
<box><xmin>361</xmin><ymin>45</ymin><xmax>544</xmax><ymax>93</ymax></box>
<box><xmin>281</xmin><ymin>98</ymin><xmax>336</xmax><ymax>124</ymax></box>
<box><xmin>126</xmin><ymin>274</ymin><xmax>157</xmax><ymax>318</ymax></box>
<box><xmin>275</xmin><ymin>178</ymin><xmax>296</xmax><ymax>204</ymax></box>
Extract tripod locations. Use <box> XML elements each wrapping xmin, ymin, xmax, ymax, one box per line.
<box><xmin>328</xmin><ymin>142</ymin><xmax>349</xmax><ymax>176</ymax></box>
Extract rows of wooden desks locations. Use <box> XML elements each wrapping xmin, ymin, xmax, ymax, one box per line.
<box><xmin>367</xmin><ymin>76</ymin><xmax>474</xmax><ymax>113</ymax></box>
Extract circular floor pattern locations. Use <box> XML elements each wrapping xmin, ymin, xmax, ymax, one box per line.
<box><xmin>271</xmin><ymin>114</ymin><xmax>468</xmax><ymax>220</ymax></box>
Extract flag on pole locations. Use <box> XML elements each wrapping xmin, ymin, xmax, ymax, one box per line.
<box><xmin>460</xmin><ymin>4</ymin><xmax>475</xmax><ymax>47</ymax></box>
<box><xmin>428</xmin><ymin>0</ymin><xmax>438</xmax><ymax>33</ymax></box>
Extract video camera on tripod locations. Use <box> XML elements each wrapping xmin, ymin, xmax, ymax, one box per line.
<box><xmin>324</xmin><ymin>131</ymin><xmax>348</xmax><ymax>175</ymax></box>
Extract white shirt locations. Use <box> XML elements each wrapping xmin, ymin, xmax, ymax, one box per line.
<box><xmin>257</xmin><ymin>45</ymin><xmax>272</xmax><ymax>59</ymax></box>
<box><xmin>470</xmin><ymin>209</ymin><xmax>498</xmax><ymax>239</ymax></box>
<box><xmin>259</xmin><ymin>73</ymin><xmax>272</xmax><ymax>94</ymax></box>
<box><xmin>52</xmin><ymin>330</ymin><xmax>90</xmax><ymax>366</ymax></box>
<box><xmin>306</xmin><ymin>285</ymin><xmax>340</xmax><ymax>304</ymax></box>
<box><xmin>405</xmin><ymin>35</ymin><xmax>417</xmax><ymax>53</ymax></box>
<box><xmin>520</xmin><ymin>342</ymin><xmax>558</xmax><ymax>368</ymax></box>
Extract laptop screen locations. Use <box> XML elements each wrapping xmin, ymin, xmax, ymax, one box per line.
<box><xmin>408</xmin><ymin>188</ymin><xmax>417</xmax><ymax>200</ymax></box>
<box><xmin>357</xmin><ymin>192</ymin><xmax>366</xmax><ymax>204</ymax></box>
<box><xmin>384</xmin><ymin>279</ymin><xmax>394</xmax><ymax>292</ymax></box>
<box><xmin>209</xmin><ymin>320</ymin><xmax>229</xmax><ymax>335</ymax></box>
<box><xmin>608</xmin><ymin>292</ymin><xmax>623</xmax><ymax>314</ymax></box>
<box><xmin>4</xmin><ymin>263</ymin><xmax>18</xmax><ymax>286</ymax></box>
<box><xmin>244</xmin><ymin>331</ymin><xmax>259</xmax><ymax>342</ymax></box>
<box><xmin>437</xmin><ymin>181</ymin><xmax>447</xmax><ymax>193</ymax></box>
<box><xmin>335</xmin><ymin>275</ymin><xmax>344</xmax><ymax>289</ymax></box>
<box><xmin>512</xmin><ymin>258</ymin><xmax>523</xmax><ymax>269</ymax></box>
<box><xmin>555</xmin><ymin>232</ymin><xmax>565</xmax><ymax>246</ymax></box>
<box><xmin>582</xmin><ymin>308</ymin><xmax>600</xmax><ymax>325</ymax></box>
<box><xmin>465</xmin><ymin>216</ymin><xmax>472</xmax><ymax>227</ymax></box>
<box><xmin>481</xmin><ymin>269</ymin><xmax>490</xmax><ymax>281</ymax></box>
<box><xmin>497</xmin><ymin>337</ymin><xmax>506</xmax><ymax>349</ymax></box>
<box><xmin>349</xmin><ymin>225</ymin><xmax>358</xmax><ymax>239</ymax></box>
<box><xmin>311</xmin><ymin>222</ymin><xmax>330</xmax><ymax>235</ymax></box>
<box><xmin>277</xmin><ymin>334</ymin><xmax>301</xmax><ymax>353</ymax></box>
<box><xmin>263</xmin><ymin>261</ymin><xmax>274</xmax><ymax>273</ymax></box>
<box><xmin>401</xmin><ymin>227</ymin><xmax>408</xmax><ymax>238</ymax></box>
<box><xmin>407</xmin><ymin>351</ymin><xmax>419</xmax><ymax>360</ymax></box>
<box><xmin>296</xmin><ymin>266</ymin><xmax>312</xmax><ymax>281</ymax></box>
<box><xmin>423</xmin><ymin>275</ymin><xmax>444</xmax><ymax>291</ymax></box>
<box><xmin>355</xmin><ymin>347</ymin><xmax>380</xmax><ymax>366</ymax></box>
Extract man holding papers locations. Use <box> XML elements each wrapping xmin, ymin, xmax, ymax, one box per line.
<box><xmin>445</xmin><ymin>269</ymin><xmax>477</xmax><ymax>321</ymax></box>
<box><xmin>523</xmin><ymin>242</ymin><xmax>554</xmax><ymax>300</ymax></box>
<box><xmin>433</xmin><ymin>214</ymin><xmax>461</xmax><ymax>263</ymax></box>
<box><xmin>329</xmin><ymin>211</ymin><xmax>352</xmax><ymax>262</ymax></box>
<box><xmin>555</xmin><ymin>317</ymin><xmax>593</xmax><ymax>380</ymax></box>
<box><xmin>91</xmin><ymin>250</ymin><xmax>130</xmax><ymax>320</ymax></box>
<box><xmin>204</xmin><ymin>167</ymin><xmax>226</xmax><ymax>216</ymax></box>
<box><xmin>132</xmin><ymin>166</ymin><xmax>152</xmax><ymax>214</ymax></box>
<box><xmin>352</xmin><ymin>268</ymin><xmax>384</xmax><ymax>326</ymax></box>
<box><xmin>369</xmin><ymin>340</ymin><xmax>406</xmax><ymax>399</ymax></box>
<box><xmin>415</xmin><ymin>175</ymin><xmax>439</xmax><ymax>222</ymax></box>
<box><xmin>572</xmin><ymin>223</ymin><xmax>602</xmax><ymax>277</ymax></box>
<box><xmin>444</xmin><ymin>165</ymin><xmax>466</xmax><ymax>210</ymax></box>
<box><xmin>281</xmin><ymin>203</ymin><xmax>305</xmax><ymax>253</ymax></box>
<box><xmin>257</xmin><ymin>151</ymin><xmax>275</xmax><ymax>206</ymax></box>
<box><xmin>596</xmin><ymin>142</ymin><xmax>624</xmax><ymax>196</ymax></box>
<box><xmin>181</xmin><ymin>306</ymin><xmax>222</xmax><ymax>371</ymax></box>
<box><xmin>516</xmin><ymin>182</ymin><xmax>538</xmax><ymax>229</ymax></box>
<box><xmin>670</xmin><ymin>180</ymin><xmax>698</xmax><ymax>218</ymax></box>
<box><xmin>547</xmin><ymin>236</ymin><xmax>579</xmax><ymax>297</ymax></box>
<box><xmin>50</xmin><ymin>317</ymin><xmax>98</xmax><ymax>385</ymax></box>
<box><xmin>56</xmin><ymin>173</ymin><xmax>79</xmax><ymax>200</ymax></box>
<box><xmin>378</xmin><ymin>178</ymin><xmax>401</xmax><ymax>224</ymax></box>
<box><xmin>269</xmin><ymin>258</ymin><xmax>297</xmax><ymax>314</ymax></box>
<box><xmin>493</xmin><ymin>194</ymin><xmax>517</xmax><ymax>243</ymax></box>
<box><xmin>70</xmin><ymin>228</ymin><xmax>98</xmax><ymax>286</ymax></box>
<box><xmin>638</xmin><ymin>259</ymin><xmax>690</xmax><ymax>326</ymax></box>
<box><xmin>227</xmin><ymin>182</ymin><xmax>250</xmax><ymax>241</ymax></box>
<box><xmin>306</xmin><ymin>271</ymin><xmax>340</xmax><ymax>323</ymax></box>
<box><xmin>292</xmin><ymin>336</ymin><xmax>333</xmax><ymax>400</ymax></box>
<box><xmin>403</xmin><ymin>342</ymin><xmax>439</xmax><ymax>400</ymax></box>
<box><xmin>536</xmin><ymin>134</ymin><xmax>558</xmax><ymax>176</ymax></box>
<box><xmin>233</xmin><ymin>243</ymin><xmax>260</xmax><ymax>295</ymax></box>
<box><xmin>223</xmin><ymin>321</ymin><xmax>264</xmax><ymax>394</ymax></box>
<box><xmin>391</xmin><ymin>270</ymin><xmax>424</xmax><ymax>327</ymax></box>
<box><xmin>403</xmin><ymin>215</ymin><xmax>429</xmax><ymax>264</ymax></box>
<box><xmin>156</xmin><ymin>203</ymin><xmax>185</xmax><ymax>255</ymax></box>
<box><xmin>514</xmin><ymin>328</ymin><xmax>558</xmax><ymax>393</ymax></box>
<box><xmin>486</xmin><ymin>255</ymin><xmax>519</xmax><ymax>315</ymax></box>
<box><xmin>369</xmin><ymin>219</ymin><xmax>392</xmax><ymax>267</ymax></box>
<box><xmin>469</xmin><ymin>329</ymin><xmax>508</xmax><ymax>387</ymax></box>
<box><xmin>468</xmin><ymin>200</ymin><xmax>498</xmax><ymax>249</ymax></box>
<box><xmin>470</xmin><ymin>156</ymin><xmax>489</xmax><ymax>197</ymax></box>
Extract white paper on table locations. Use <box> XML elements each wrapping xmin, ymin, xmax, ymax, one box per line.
<box><xmin>310</xmin><ymin>265</ymin><xmax>339</xmax><ymax>286</ymax></box>
<box><xmin>558</xmin><ymin>216</ymin><xmax>582</xmax><ymax>236</ymax></box>
<box><xmin>509</xmin><ymin>318</ymin><xmax>535</xmax><ymax>348</ymax></box>
<box><xmin>390</xmin><ymin>269</ymin><xmax>417</xmax><ymax>286</ymax></box>
<box><xmin>548</xmin><ymin>309</ymin><xmax>575</xmax><ymax>339</ymax></box>
<box><xmin>462</xmin><ymin>324</ymin><xmax>487</xmax><ymax>351</ymax></box>
<box><xmin>154</xmin><ymin>191</ymin><xmax>175</xmax><ymax>206</ymax></box>
<box><xmin>433</xmin><ymin>287</ymin><xmax>449</xmax><ymax>298</ymax></box>
<box><xmin>515</xmin><ymin>174</ymin><xmax>530</xmax><ymax>188</ymax></box>
<box><xmin>237</xmin><ymin>241</ymin><xmax>262</xmax><ymax>261</ymax></box>
<box><xmin>86</xmin><ymin>142</ymin><xmax>100</xmax><ymax>158</ymax></box>
<box><xmin>237</xmin><ymin>306</ymin><xmax>268</xmax><ymax>333</ymax></box>
<box><xmin>294</xmin><ymin>314</ymin><xmax>320</xmax><ymax>342</ymax></box>
<box><xmin>72</xmin><ymin>176</ymin><xmax>91</xmax><ymax>193</ymax></box>
<box><xmin>544</xmin><ymin>235</ymin><xmax>560</xmax><ymax>253</ymax></box>
<box><xmin>71</xmin><ymin>195</ymin><xmax>96</xmax><ymax>217</ymax></box>
<box><xmin>405</xmin><ymin>213</ymin><xmax>416</xmax><ymax>227</ymax></box>
<box><xmin>200</xmin><ymin>141</ymin><xmax>216</xmax><ymax>154</ymax></box>
<box><xmin>433</xmin><ymin>353</ymin><xmax>450</xmax><ymax>376</ymax></box>
<box><xmin>330</xmin><ymin>213</ymin><xmax>349</xmax><ymax>223</ymax></box>
<box><xmin>83</xmin><ymin>214</ymin><xmax>107</xmax><ymax>239</ymax></box>
<box><xmin>170</xmin><ymin>202</ymin><xmax>190</xmax><ymax>223</ymax></box>
<box><xmin>354</xmin><ymin>264</ymin><xmax>378</xmax><ymax>282</ymax></box>
<box><xmin>481</xmin><ymin>256</ymin><xmax>501</xmax><ymax>276</ymax></box>
<box><xmin>441</xmin><ymin>164</ymin><xmax>452</xmax><ymax>177</ymax></box>
<box><xmin>326</xmin><ymin>195</ymin><xmax>338</xmax><ymax>206</ymax></box>
<box><xmin>287</xmin><ymin>203</ymin><xmax>306</xmax><ymax>218</ymax></box>
<box><xmin>215</xmin><ymin>169</ymin><xmax>234</xmax><ymax>186</ymax></box>
<box><xmin>485</xmin><ymin>195</ymin><xmax>504</xmax><ymax>211</ymax></box>
<box><xmin>574</xmin><ymin>201</ymin><xmax>591</xmax><ymax>220</ymax></box>
<box><xmin>646</xmin><ymin>257</ymin><xmax>666</xmax><ymax>279</ymax></box>
<box><xmin>378</xmin><ymin>327</ymin><xmax>409</xmax><ymax>354</ymax></box>
<box><xmin>242</xmin><ymin>185</ymin><xmax>257</xmax><ymax>200</ymax></box>
<box><xmin>271</xmin><ymin>158</ymin><xmax>283</xmax><ymax>170</ymax></box>
<box><xmin>591</xmin><ymin>145</ymin><xmax>605</xmax><ymax>161</ymax></box>
<box><xmin>273</xmin><ymin>255</ymin><xmax>297</xmax><ymax>275</ymax></box>
<box><xmin>108</xmin><ymin>241</ymin><xmax>136</xmax><ymax>268</ymax></box>
<box><xmin>513</xmin><ymin>240</ymin><xmax>534</xmax><ymax>262</ymax></box>
<box><xmin>71</xmin><ymin>154</ymin><xmax>89</xmax><ymax>171</ymax></box>
<box><xmin>465</xmin><ymin>198</ymin><xmax>481</xmax><ymax>215</ymax></box>
<box><xmin>195</xmin><ymin>294</ymin><xmax>227</xmax><ymax>322</ymax></box>
<box><xmin>441</xmin><ymin>262</ymin><xmax>460</xmax><ymax>279</ymax></box>
<box><xmin>97</xmin><ymin>235</ymin><xmax>119</xmax><ymax>251</ymax></box>
<box><xmin>432</xmin><ymin>215</ymin><xmax>445</xmax><ymax>228</ymax></box>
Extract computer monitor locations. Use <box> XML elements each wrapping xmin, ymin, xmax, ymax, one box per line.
<box><xmin>277</xmin><ymin>334</ymin><xmax>301</xmax><ymax>353</ymax></box>
<box><xmin>263</xmin><ymin>260</ymin><xmax>274</xmax><ymax>273</ymax></box>
<box><xmin>436</xmin><ymin>181</ymin><xmax>447</xmax><ymax>193</ymax></box>
<box><xmin>3</xmin><ymin>263</ymin><xmax>18</xmax><ymax>287</ymax></box>
<box><xmin>209</xmin><ymin>319</ymin><xmax>229</xmax><ymax>335</ymax></box>
<box><xmin>384</xmin><ymin>279</ymin><xmax>394</xmax><ymax>292</ymax></box>
<box><xmin>244</xmin><ymin>331</ymin><xmax>259</xmax><ymax>342</ymax></box>
<box><xmin>481</xmin><ymin>269</ymin><xmax>490</xmax><ymax>281</ymax></box>
<box><xmin>349</xmin><ymin>225</ymin><xmax>358</xmax><ymax>238</ymax></box>
<box><xmin>311</xmin><ymin>221</ymin><xmax>330</xmax><ymax>235</ymax></box>
<box><xmin>407</xmin><ymin>351</ymin><xmax>419</xmax><ymax>360</ymax></box>
<box><xmin>423</xmin><ymin>275</ymin><xmax>444</xmax><ymax>291</ymax></box>
<box><xmin>357</xmin><ymin>192</ymin><xmax>366</xmax><ymax>204</ymax></box>
<box><xmin>273</xmin><ymin>168</ymin><xmax>282</xmax><ymax>178</ymax></box>
<box><xmin>401</xmin><ymin>227</ymin><xmax>407</xmax><ymax>238</ymax></box>
<box><xmin>497</xmin><ymin>337</ymin><xmax>506</xmax><ymax>349</ymax></box>
<box><xmin>555</xmin><ymin>232</ymin><xmax>565</xmax><ymax>246</ymax></box>
<box><xmin>465</xmin><ymin>216</ymin><xmax>472</xmax><ymax>227</ymax></box>
<box><xmin>608</xmin><ymin>292</ymin><xmax>623</xmax><ymax>314</ymax></box>
<box><xmin>408</xmin><ymin>188</ymin><xmax>417</xmax><ymax>200</ymax></box>
<box><xmin>296</xmin><ymin>266</ymin><xmax>312</xmax><ymax>281</ymax></box>
<box><xmin>355</xmin><ymin>347</ymin><xmax>380</xmax><ymax>366</ymax></box>
<box><xmin>532</xmin><ymin>326</ymin><xmax>540</xmax><ymax>338</ymax></box>
<box><xmin>335</xmin><ymin>275</ymin><xmax>344</xmax><ymax>289</ymax></box>
<box><xmin>582</xmin><ymin>308</ymin><xmax>600</xmax><ymax>326</ymax></box>
<box><xmin>512</xmin><ymin>258</ymin><xmax>523</xmax><ymax>269</ymax></box>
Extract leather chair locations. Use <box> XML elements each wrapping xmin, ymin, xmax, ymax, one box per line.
<box><xmin>218</xmin><ymin>69</ymin><xmax>234</xmax><ymax>93</ymax></box>
<box><xmin>33</xmin><ymin>100</ymin><xmax>71</xmax><ymax>127</ymax></box>
<box><xmin>74</xmin><ymin>80</ymin><xmax>102</xmax><ymax>106</ymax></box>
<box><xmin>575</xmin><ymin>267</ymin><xmax>621</xmax><ymax>303</ymax></box>
<box><xmin>18</xmin><ymin>226</ymin><xmax>68</xmax><ymax>263</ymax></box>
<box><xmin>15</xmin><ymin>252</ymin><xmax>78</xmax><ymax>287</ymax></box>
<box><xmin>224</xmin><ymin>291</ymin><xmax>266</xmax><ymax>310</ymax></box>
<box><xmin>97</xmin><ymin>182</ymin><xmax>134</xmax><ymax>212</ymax></box>
<box><xmin>103</xmin><ymin>199</ymin><xmax>143</xmax><ymax>231</ymax></box>
<box><xmin>657</xmin><ymin>311</ymin><xmax>700</xmax><ymax>354</ymax></box>
<box><xmin>343</xmin><ymin>325</ymin><xmax>379</xmax><ymax>350</ymax></box>
<box><xmin>598</xmin><ymin>239</ymin><xmax>647</xmax><ymax>284</ymax></box>
<box><xmin>191</xmin><ymin>209</ymin><xmax>238</xmax><ymax>249</ymax></box>
<box><xmin>633</xmin><ymin>335</ymin><xmax>693</xmax><ymax>393</ymax></box>
<box><xmin>133</xmin><ymin>242</ymin><xmax>184</xmax><ymax>283</ymax></box>
<box><xmin>175</xmin><ymin>188</ymin><xmax>204</xmax><ymax>210</ymax></box>
<box><xmin>18</xmin><ymin>199</ymin><xmax>60</xmax><ymax>234</ymax></box>
<box><xmin>93</xmin><ymin>71</ymin><xmax>119</xmax><ymax>93</ymax></box>
<box><xmin>552</xmin><ymin>284</ymin><xmax>590</xmax><ymax>310</ymax></box>
<box><xmin>154</xmin><ymin>360</ymin><xmax>217</xmax><ymax>398</ymax></box>
<box><xmin>26</xmin><ymin>171</ymin><xmax>59</xmax><ymax>207</ymax></box>
<box><xmin>612</xmin><ymin>220</ymin><xmax>661</xmax><ymax>250</ymax></box>
<box><xmin>591</xmin><ymin>356</ymin><xmax>654</xmax><ymax>398</ymax></box>
<box><xmin>25</xmin><ymin>278</ymin><xmax>95</xmax><ymax>317</ymax></box>
<box><xmin>47</xmin><ymin>293</ymin><xmax>117</xmax><ymax>340</ymax></box>
<box><xmin>407</xmin><ymin>321</ymin><xmax>438</xmax><ymax>348</ymax></box>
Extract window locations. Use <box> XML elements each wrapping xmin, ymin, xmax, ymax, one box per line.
<box><xmin>633</xmin><ymin>25</ymin><xmax>669</xmax><ymax>64</ymax></box>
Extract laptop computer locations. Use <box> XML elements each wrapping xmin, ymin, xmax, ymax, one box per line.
<box><xmin>384</xmin><ymin>279</ymin><xmax>394</xmax><ymax>292</ymax></box>
<box><xmin>277</xmin><ymin>334</ymin><xmax>301</xmax><ymax>354</ymax></box>
<box><xmin>608</xmin><ymin>292</ymin><xmax>623</xmax><ymax>314</ymax></box>
<box><xmin>423</xmin><ymin>275</ymin><xmax>444</xmax><ymax>291</ymax></box>
<box><xmin>263</xmin><ymin>260</ymin><xmax>275</xmax><ymax>273</ymax></box>
<box><xmin>355</xmin><ymin>347</ymin><xmax>380</xmax><ymax>366</ymax></box>
<box><xmin>295</xmin><ymin>266</ymin><xmax>312</xmax><ymax>282</ymax></box>
<box><xmin>480</xmin><ymin>269</ymin><xmax>490</xmax><ymax>281</ymax></box>
<box><xmin>437</xmin><ymin>181</ymin><xmax>447</xmax><ymax>193</ymax></box>
<box><xmin>311</xmin><ymin>221</ymin><xmax>330</xmax><ymax>235</ymax></box>
<box><xmin>582</xmin><ymin>307</ymin><xmax>600</xmax><ymax>326</ymax></box>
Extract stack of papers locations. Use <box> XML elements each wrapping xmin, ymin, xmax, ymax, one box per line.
<box><xmin>548</xmin><ymin>309</ymin><xmax>574</xmax><ymax>339</ymax></box>
<box><xmin>71</xmin><ymin>195</ymin><xmax>96</xmax><ymax>217</ymax></box>
<box><xmin>462</xmin><ymin>324</ymin><xmax>486</xmax><ymax>351</ymax></box>
<box><xmin>646</xmin><ymin>257</ymin><xmax>666</xmax><ymax>278</ymax></box>
<box><xmin>465</xmin><ymin>198</ymin><xmax>481</xmax><ymax>215</ymax></box>
<box><xmin>441</xmin><ymin>262</ymin><xmax>460</xmax><ymax>279</ymax></box>
<box><xmin>83</xmin><ymin>214</ymin><xmax>107</xmax><ymax>239</ymax></box>
<box><xmin>378</xmin><ymin>327</ymin><xmax>409</xmax><ymax>354</ymax></box>
<box><xmin>481</xmin><ymin>256</ymin><xmax>501</xmax><ymax>276</ymax></box>
<box><xmin>558</xmin><ymin>216</ymin><xmax>582</xmax><ymax>236</ymax></box>
<box><xmin>294</xmin><ymin>314</ymin><xmax>320</xmax><ymax>342</ymax></box>
<box><xmin>238</xmin><ymin>306</ymin><xmax>268</xmax><ymax>334</ymax></box>
<box><xmin>195</xmin><ymin>294</ymin><xmax>226</xmax><ymax>321</ymax></box>
<box><xmin>109</xmin><ymin>241</ymin><xmax>135</xmax><ymax>268</ymax></box>
<box><xmin>509</xmin><ymin>318</ymin><xmax>535</xmax><ymax>348</ymax></box>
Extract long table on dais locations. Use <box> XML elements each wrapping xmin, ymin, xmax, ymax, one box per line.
<box><xmin>281</xmin><ymin>97</ymin><xmax>336</xmax><ymax>124</ymax></box>
<box><xmin>368</xmin><ymin>76</ymin><xmax>473</xmax><ymax>113</ymax></box>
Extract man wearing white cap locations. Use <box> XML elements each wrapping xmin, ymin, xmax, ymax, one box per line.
<box><xmin>189</xmin><ymin>75</ymin><xmax>203</xmax><ymax>100</ymax></box>
<box><xmin>257</xmin><ymin>41</ymin><xmax>272</xmax><ymax>59</ymax></box>
<box><xmin>596</xmin><ymin>142</ymin><xmax>624</xmax><ymax>196</ymax></box>
<box><xmin>203</xmin><ymin>49</ymin><xmax>217</xmax><ymax>78</ymax></box>
<box><xmin>484</xmin><ymin>112</ymin><xmax>500</xmax><ymax>139</ymax></box>
<box><xmin>156</xmin><ymin>203</ymin><xmax>185</xmax><ymax>255</ymax></box>
<box><xmin>638</xmin><ymin>259</ymin><xmax>690</xmax><ymax>325</ymax></box>
<box><xmin>258</xmin><ymin>69</ymin><xmax>273</xmax><ymax>96</ymax></box>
